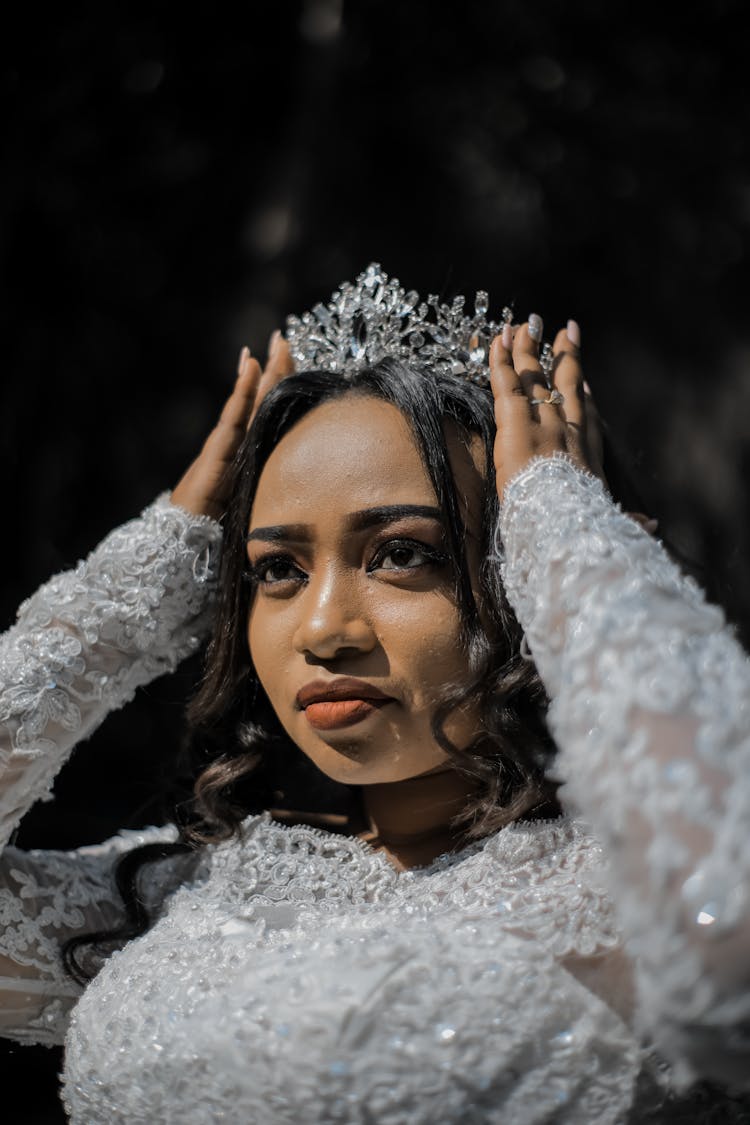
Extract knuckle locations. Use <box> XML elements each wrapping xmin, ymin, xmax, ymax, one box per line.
<box><xmin>556</xmin><ymin>368</ymin><xmax>584</xmax><ymax>397</ymax></box>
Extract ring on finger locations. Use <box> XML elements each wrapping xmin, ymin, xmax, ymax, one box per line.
<box><xmin>529</xmin><ymin>389</ymin><xmax>564</xmax><ymax>407</ymax></box>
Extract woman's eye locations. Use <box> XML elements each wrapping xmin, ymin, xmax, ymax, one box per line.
<box><xmin>372</xmin><ymin>541</ymin><xmax>446</xmax><ymax>572</ymax></box>
<box><xmin>249</xmin><ymin>557</ymin><xmax>305</xmax><ymax>586</ymax></box>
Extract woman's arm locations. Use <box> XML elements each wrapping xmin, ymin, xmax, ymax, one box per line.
<box><xmin>0</xmin><ymin>495</ymin><xmax>222</xmax><ymax>849</ymax></box>
<box><xmin>0</xmin><ymin>333</ymin><xmax>293</xmax><ymax>849</ymax></box>
<box><xmin>0</xmin><ymin>496</ymin><xmax>220</xmax><ymax>1042</ymax></box>
<box><xmin>0</xmin><ymin>823</ymin><xmax>188</xmax><ymax>1045</ymax></box>
<box><xmin>490</xmin><ymin>322</ymin><xmax>750</xmax><ymax>1090</ymax></box>
<box><xmin>0</xmin><ymin>336</ymin><xmax>294</xmax><ymax>1042</ymax></box>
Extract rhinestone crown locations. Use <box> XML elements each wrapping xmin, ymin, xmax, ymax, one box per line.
<box><xmin>285</xmin><ymin>262</ymin><xmax>553</xmax><ymax>388</ymax></box>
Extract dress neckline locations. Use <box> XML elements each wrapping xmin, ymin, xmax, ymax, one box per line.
<box><xmin>257</xmin><ymin>808</ymin><xmax>562</xmax><ymax>877</ymax></box>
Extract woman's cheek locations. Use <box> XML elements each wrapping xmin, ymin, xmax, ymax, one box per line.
<box><xmin>246</xmin><ymin>603</ymin><xmax>283</xmax><ymax>679</ymax></box>
<box><xmin>401</xmin><ymin>620</ymin><xmax>472</xmax><ymax>694</ymax></box>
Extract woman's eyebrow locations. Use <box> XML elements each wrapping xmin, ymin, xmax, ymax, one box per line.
<box><xmin>347</xmin><ymin>504</ymin><xmax>443</xmax><ymax>531</ymax></box>
<box><xmin>246</xmin><ymin>505</ymin><xmax>443</xmax><ymax>544</ymax></box>
<box><xmin>246</xmin><ymin>524</ymin><xmax>311</xmax><ymax>544</ymax></box>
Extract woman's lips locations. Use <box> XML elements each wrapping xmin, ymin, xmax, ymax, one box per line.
<box><xmin>303</xmin><ymin>698</ymin><xmax>391</xmax><ymax>730</ymax></box>
<box><xmin>296</xmin><ymin>679</ymin><xmax>394</xmax><ymax>731</ymax></box>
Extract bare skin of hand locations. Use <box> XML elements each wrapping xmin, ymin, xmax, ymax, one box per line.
<box><xmin>171</xmin><ymin>331</ymin><xmax>295</xmax><ymax>521</ymax></box>
<box><xmin>490</xmin><ymin>317</ymin><xmax>657</xmax><ymax>533</ymax></box>
<box><xmin>490</xmin><ymin>318</ymin><xmax>594</xmax><ymax>502</ymax></box>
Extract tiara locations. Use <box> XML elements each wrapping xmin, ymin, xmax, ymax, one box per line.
<box><xmin>285</xmin><ymin>262</ymin><xmax>553</xmax><ymax>387</ymax></box>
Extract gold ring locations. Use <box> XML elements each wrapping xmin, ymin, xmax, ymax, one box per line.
<box><xmin>529</xmin><ymin>389</ymin><xmax>564</xmax><ymax>406</ymax></box>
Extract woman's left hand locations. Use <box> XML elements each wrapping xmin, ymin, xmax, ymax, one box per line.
<box><xmin>489</xmin><ymin>316</ymin><xmax>602</xmax><ymax>503</ymax></box>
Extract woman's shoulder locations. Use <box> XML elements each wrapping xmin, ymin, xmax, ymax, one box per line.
<box><xmin>481</xmin><ymin>812</ymin><xmax>607</xmax><ymax>871</ymax></box>
<box><xmin>427</xmin><ymin>814</ymin><xmax>622</xmax><ymax>959</ymax></box>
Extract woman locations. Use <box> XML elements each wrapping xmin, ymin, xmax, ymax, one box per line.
<box><xmin>1</xmin><ymin>265</ymin><xmax>749</xmax><ymax>1122</ymax></box>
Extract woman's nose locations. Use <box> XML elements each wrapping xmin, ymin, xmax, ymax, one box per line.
<box><xmin>292</xmin><ymin>568</ymin><xmax>375</xmax><ymax>660</ymax></box>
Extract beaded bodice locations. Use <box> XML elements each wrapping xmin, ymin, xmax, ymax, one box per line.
<box><xmin>60</xmin><ymin>814</ymin><xmax>644</xmax><ymax>1124</ymax></box>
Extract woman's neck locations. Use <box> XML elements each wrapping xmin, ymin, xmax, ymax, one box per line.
<box><xmin>356</xmin><ymin>764</ymin><xmax>478</xmax><ymax>871</ymax></box>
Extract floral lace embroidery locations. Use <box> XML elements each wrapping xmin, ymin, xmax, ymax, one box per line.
<box><xmin>58</xmin><ymin>813</ymin><xmax>750</xmax><ymax>1123</ymax></box>
<box><xmin>498</xmin><ymin>453</ymin><xmax>750</xmax><ymax>1090</ymax></box>
<box><xmin>200</xmin><ymin>811</ymin><xmax>620</xmax><ymax>958</ymax></box>
<box><xmin>0</xmin><ymin>493</ymin><xmax>221</xmax><ymax>845</ymax></box>
<box><xmin>0</xmin><ymin>494</ymin><xmax>220</xmax><ymax>1045</ymax></box>
<box><xmin>0</xmin><ymin>825</ymin><xmax>183</xmax><ymax>1045</ymax></box>
<box><xmin>60</xmin><ymin>814</ymin><xmax>641</xmax><ymax>1124</ymax></box>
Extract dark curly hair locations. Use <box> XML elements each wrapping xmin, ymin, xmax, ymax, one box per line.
<box><xmin>180</xmin><ymin>357</ymin><xmax>559</xmax><ymax>846</ymax></box>
<box><xmin>64</xmin><ymin>356</ymin><xmax>650</xmax><ymax>982</ymax></box>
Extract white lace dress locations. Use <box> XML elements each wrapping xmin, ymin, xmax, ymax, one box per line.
<box><xmin>1</xmin><ymin>457</ymin><xmax>749</xmax><ymax>1123</ymax></box>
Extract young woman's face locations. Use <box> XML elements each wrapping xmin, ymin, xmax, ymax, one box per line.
<box><xmin>246</xmin><ymin>395</ymin><xmax>486</xmax><ymax>786</ymax></box>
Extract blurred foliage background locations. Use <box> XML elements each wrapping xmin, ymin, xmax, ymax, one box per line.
<box><xmin>2</xmin><ymin>1</ymin><xmax>749</xmax><ymax>1117</ymax></box>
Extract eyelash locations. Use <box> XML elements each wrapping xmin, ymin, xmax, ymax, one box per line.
<box><xmin>245</xmin><ymin>538</ymin><xmax>449</xmax><ymax>589</ymax></box>
<box><xmin>245</xmin><ymin>555</ymin><xmax>305</xmax><ymax>588</ymax></box>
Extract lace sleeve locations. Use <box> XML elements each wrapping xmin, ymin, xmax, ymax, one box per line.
<box><xmin>496</xmin><ymin>453</ymin><xmax>750</xmax><ymax>1091</ymax></box>
<box><xmin>0</xmin><ymin>494</ymin><xmax>219</xmax><ymax>1043</ymax></box>
<box><xmin>0</xmin><ymin>824</ymin><xmax>190</xmax><ymax>1046</ymax></box>
<box><xmin>0</xmin><ymin>493</ymin><xmax>221</xmax><ymax>850</ymax></box>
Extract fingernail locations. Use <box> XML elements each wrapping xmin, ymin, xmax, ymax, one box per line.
<box><xmin>583</xmin><ymin>380</ymin><xmax>592</xmax><ymax>395</ymax></box>
<box><xmin>528</xmin><ymin>313</ymin><xmax>543</xmax><ymax>342</ymax></box>
<box><xmin>237</xmin><ymin>345</ymin><xmax>250</xmax><ymax>374</ymax></box>
<box><xmin>502</xmin><ymin>323</ymin><xmax>513</xmax><ymax>349</ymax></box>
<box><xmin>644</xmin><ymin>518</ymin><xmax>659</xmax><ymax>534</ymax></box>
<box><xmin>269</xmin><ymin>329</ymin><xmax>281</xmax><ymax>354</ymax></box>
<box><xmin>566</xmin><ymin>318</ymin><xmax>581</xmax><ymax>347</ymax></box>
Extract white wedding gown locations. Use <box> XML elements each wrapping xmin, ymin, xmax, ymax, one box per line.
<box><xmin>1</xmin><ymin>455</ymin><xmax>749</xmax><ymax>1123</ymax></box>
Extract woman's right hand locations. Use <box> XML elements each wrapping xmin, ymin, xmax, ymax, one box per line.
<box><xmin>171</xmin><ymin>331</ymin><xmax>294</xmax><ymax>521</ymax></box>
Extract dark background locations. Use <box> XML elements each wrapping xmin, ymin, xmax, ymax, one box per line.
<box><xmin>2</xmin><ymin>1</ymin><xmax>749</xmax><ymax>1119</ymax></box>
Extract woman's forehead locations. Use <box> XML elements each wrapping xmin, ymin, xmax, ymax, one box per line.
<box><xmin>251</xmin><ymin>399</ymin><xmax>434</xmax><ymax>519</ymax></box>
<box><xmin>249</xmin><ymin>395</ymin><xmax>486</xmax><ymax>531</ymax></box>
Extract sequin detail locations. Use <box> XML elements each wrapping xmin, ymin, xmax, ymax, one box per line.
<box><xmin>61</xmin><ymin>814</ymin><xmax>640</xmax><ymax>1124</ymax></box>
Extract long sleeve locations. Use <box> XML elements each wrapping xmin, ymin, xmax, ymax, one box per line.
<box><xmin>496</xmin><ymin>452</ymin><xmax>750</xmax><ymax>1091</ymax></box>
<box><xmin>0</xmin><ymin>493</ymin><xmax>221</xmax><ymax>848</ymax></box>
<box><xmin>0</xmin><ymin>494</ymin><xmax>221</xmax><ymax>1043</ymax></box>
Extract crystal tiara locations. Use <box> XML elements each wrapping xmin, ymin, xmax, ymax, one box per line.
<box><xmin>285</xmin><ymin>262</ymin><xmax>553</xmax><ymax>387</ymax></box>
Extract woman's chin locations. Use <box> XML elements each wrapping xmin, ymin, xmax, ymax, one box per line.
<box><xmin>279</xmin><ymin>705</ymin><xmax>452</xmax><ymax>785</ymax></box>
<box><xmin>307</xmin><ymin>745</ymin><xmax>404</xmax><ymax>786</ymax></box>
<box><xmin>299</xmin><ymin>735</ymin><xmax>447</xmax><ymax>787</ymax></box>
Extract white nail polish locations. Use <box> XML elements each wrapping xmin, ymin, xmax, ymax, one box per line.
<box><xmin>528</xmin><ymin>313</ymin><xmax>543</xmax><ymax>342</ymax></box>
